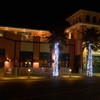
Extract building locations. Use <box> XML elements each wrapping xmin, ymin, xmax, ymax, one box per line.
<box><xmin>65</xmin><ymin>9</ymin><xmax>100</xmax><ymax>73</ymax></box>
<box><xmin>0</xmin><ymin>9</ymin><xmax>100</xmax><ymax>75</ymax></box>
<box><xmin>0</xmin><ymin>26</ymin><xmax>69</xmax><ymax>75</ymax></box>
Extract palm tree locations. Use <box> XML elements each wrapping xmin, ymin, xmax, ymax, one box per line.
<box><xmin>47</xmin><ymin>26</ymin><xmax>68</xmax><ymax>52</ymax></box>
<box><xmin>82</xmin><ymin>27</ymin><xmax>100</xmax><ymax>51</ymax></box>
<box><xmin>46</xmin><ymin>22</ymin><xmax>69</xmax><ymax>76</ymax></box>
<box><xmin>82</xmin><ymin>27</ymin><xmax>100</xmax><ymax>76</ymax></box>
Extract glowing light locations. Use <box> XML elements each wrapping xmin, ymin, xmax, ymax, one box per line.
<box><xmin>69</xmin><ymin>69</ymin><xmax>72</xmax><ymax>72</ymax></box>
<box><xmin>29</xmin><ymin>62</ymin><xmax>32</xmax><ymax>67</ymax></box>
<box><xmin>87</xmin><ymin>44</ymin><xmax>93</xmax><ymax>77</ymax></box>
<box><xmin>5</xmin><ymin>27</ymin><xmax>8</xmax><ymax>30</ymax></box>
<box><xmin>28</xmin><ymin>68</ymin><xmax>31</xmax><ymax>72</ymax></box>
<box><xmin>4</xmin><ymin>61</ymin><xmax>10</xmax><ymax>67</ymax></box>
<box><xmin>33</xmin><ymin>62</ymin><xmax>39</xmax><ymax>68</ymax></box>
<box><xmin>23</xmin><ymin>29</ymin><xmax>26</xmax><ymax>32</ymax></box>
<box><xmin>69</xmin><ymin>68</ymin><xmax>72</xmax><ymax>78</ymax></box>
<box><xmin>28</xmin><ymin>69</ymin><xmax>31</xmax><ymax>78</ymax></box>
<box><xmin>53</xmin><ymin>42</ymin><xmax>59</xmax><ymax>76</ymax></box>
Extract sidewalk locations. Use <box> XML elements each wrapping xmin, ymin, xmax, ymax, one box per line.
<box><xmin>0</xmin><ymin>76</ymin><xmax>47</xmax><ymax>80</ymax></box>
<box><xmin>0</xmin><ymin>73</ymin><xmax>100</xmax><ymax>80</ymax></box>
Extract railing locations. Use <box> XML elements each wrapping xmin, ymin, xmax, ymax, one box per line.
<box><xmin>17</xmin><ymin>67</ymin><xmax>70</xmax><ymax>76</ymax></box>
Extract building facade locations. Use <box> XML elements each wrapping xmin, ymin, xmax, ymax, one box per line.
<box><xmin>0</xmin><ymin>9</ymin><xmax>100</xmax><ymax>75</ymax></box>
<box><xmin>0</xmin><ymin>26</ymin><xmax>69</xmax><ymax>75</ymax></box>
<box><xmin>65</xmin><ymin>9</ymin><xmax>100</xmax><ymax>73</ymax></box>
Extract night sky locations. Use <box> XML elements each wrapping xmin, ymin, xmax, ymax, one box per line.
<box><xmin>0</xmin><ymin>0</ymin><xmax>100</xmax><ymax>30</ymax></box>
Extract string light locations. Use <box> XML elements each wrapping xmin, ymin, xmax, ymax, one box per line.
<box><xmin>87</xmin><ymin>44</ymin><xmax>93</xmax><ymax>77</ymax></box>
<box><xmin>53</xmin><ymin>42</ymin><xmax>59</xmax><ymax>76</ymax></box>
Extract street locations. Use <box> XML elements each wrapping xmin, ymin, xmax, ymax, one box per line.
<box><xmin>0</xmin><ymin>76</ymin><xmax>100</xmax><ymax>100</ymax></box>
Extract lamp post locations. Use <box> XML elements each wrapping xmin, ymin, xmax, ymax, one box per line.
<box><xmin>28</xmin><ymin>68</ymin><xmax>31</xmax><ymax>78</ymax></box>
<box><xmin>69</xmin><ymin>68</ymin><xmax>72</xmax><ymax>78</ymax></box>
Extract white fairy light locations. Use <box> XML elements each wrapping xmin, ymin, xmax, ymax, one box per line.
<box><xmin>87</xmin><ymin>44</ymin><xmax>93</xmax><ymax>77</ymax></box>
<box><xmin>53</xmin><ymin>42</ymin><xmax>59</xmax><ymax>76</ymax></box>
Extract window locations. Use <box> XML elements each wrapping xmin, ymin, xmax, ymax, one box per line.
<box><xmin>71</xmin><ymin>33</ymin><xmax>74</xmax><ymax>39</ymax></box>
<box><xmin>76</xmin><ymin>18</ymin><xmax>78</xmax><ymax>23</ymax></box>
<box><xmin>86</xmin><ymin>15</ymin><xmax>90</xmax><ymax>22</ymax></box>
<box><xmin>79</xmin><ymin>17</ymin><xmax>82</xmax><ymax>22</ymax></box>
<box><xmin>0</xmin><ymin>30</ymin><xmax>4</xmax><ymax>37</ymax></box>
<box><xmin>73</xmin><ymin>19</ymin><xmax>75</xmax><ymax>25</ymax></box>
<box><xmin>93</xmin><ymin>16</ymin><xmax>97</xmax><ymax>23</ymax></box>
<box><xmin>68</xmin><ymin>32</ymin><xmax>71</xmax><ymax>39</ymax></box>
<box><xmin>39</xmin><ymin>52</ymin><xmax>52</xmax><ymax>67</ymax></box>
<box><xmin>20</xmin><ymin>51</ymin><xmax>33</xmax><ymax>67</ymax></box>
<box><xmin>39</xmin><ymin>52</ymin><xmax>51</xmax><ymax>61</ymax></box>
<box><xmin>93</xmin><ymin>56</ymin><xmax>100</xmax><ymax>67</ymax></box>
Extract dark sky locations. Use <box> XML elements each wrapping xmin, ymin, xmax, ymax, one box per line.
<box><xmin>0</xmin><ymin>0</ymin><xmax>100</xmax><ymax>30</ymax></box>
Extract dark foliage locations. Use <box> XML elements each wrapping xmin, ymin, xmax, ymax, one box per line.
<box><xmin>46</xmin><ymin>23</ymin><xmax>69</xmax><ymax>52</ymax></box>
<box><xmin>82</xmin><ymin>27</ymin><xmax>100</xmax><ymax>51</ymax></box>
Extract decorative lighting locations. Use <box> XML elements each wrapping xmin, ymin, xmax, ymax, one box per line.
<box><xmin>87</xmin><ymin>44</ymin><xmax>93</xmax><ymax>77</ymax></box>
<box><xmin>69</xmin><ymin>68</ymin><xmax>72</xmax><ymax>77</ymax></box>
<box><xmin>69</xmin><ymin>69</ymin><xmax>72</xmax><ymax>72</ymax></box>
<box><xmin>28</xmin><ymin>68</ymin><xmax>31</xmax><ymax>72</ymax></box>
<box><xmin>23</xmin><ymin>29</ymin><xmax>26</xmax><ymax>32</ymax></box>
<box><xmin>33</xmin><ymin>62</ymin><xmax>39</xmax><ymax>68</ymax></box>
<box><xmin>28</xmin><ymin>68</ymin><xmax>31</xmax><ymax>78</ymax></box>
<box><xmin>5</xmin><ymin>27</ymin><xmax>8</xmax><ymax>30</ymax></box>
<box><xmin>53</xmin><ymin>42</ymin><xmax>59</xmax><ymax>76</ymax></box>
<box><xmin>4</xmin><ymin>61</ymin><xmax>10</xmax><ymax>67</ymax></box>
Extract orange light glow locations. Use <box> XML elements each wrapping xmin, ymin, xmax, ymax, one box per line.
<box><xmin>52</xmin><ymin>50</ymin><xmax>55</xmax><ymax>68</ymax></box>
<box><xmin>4</xmin><ymin>61</ymin><xmax>10</xmax><ymax>68</ymax></box>
<box><xmin>33</xmin><ymin>62</ymin><xmax>39</xmax><ymax>69</ymax></box>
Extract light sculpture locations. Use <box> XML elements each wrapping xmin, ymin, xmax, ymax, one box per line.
<box><xmin>87</xmin><ymin>44</ymin><xmax>93</xmax><ymax>77</ymax></box>
<box><xmin>53</xmin><ymin>42</ymin><xmax>59</xmax><ymax>76</ymax></box>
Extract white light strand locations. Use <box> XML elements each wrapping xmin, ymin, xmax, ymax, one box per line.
<box><xmin>87</xmin><ymin>44</ymin><xmax>93</xmax><ymax>77</ymax></box>
<box><xmin>53</xmin><ymin>42</ymin><xmax>59</xmax><ymax>76</ymax></box>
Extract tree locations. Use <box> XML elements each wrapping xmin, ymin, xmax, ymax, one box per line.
<box><xmin>82</xmin><ymin>27</ymin><xmax>100</xmax><ymax>51</ymax></box>
<box><xmin>82</xmin><ymin>27</ymin><xmax>100</xmax><ymax>76</ymax></box>
<box><xmin>46</xmin><ymin>22</ymin><xmax>69</xmax><ymax>76</ymax></box>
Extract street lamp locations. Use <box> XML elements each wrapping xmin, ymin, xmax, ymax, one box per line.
<box><xmin>69</xmin><ymin>68</ymin><xmax>72</xmax><ymax>78</ymax></box>
<box><xmin>28</xmin><ymin>68</ymin><xmax>31</xmax><ymax>78</ymax></box>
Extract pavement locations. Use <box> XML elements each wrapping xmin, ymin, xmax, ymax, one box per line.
<box><xmin>0</xmin><ymin>73</ymin><xmax>100</xmax><ymax>80</ymax></box>
<box><xmin>0</xmin><ymin>76</ymin><xmax>47</xmax><ymax>80</ymax></box>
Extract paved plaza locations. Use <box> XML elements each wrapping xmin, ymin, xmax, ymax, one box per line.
<box><xmin>0</xmin><ymin>73</ymin><xmax>100</xmax><ymax>81</ymax></box>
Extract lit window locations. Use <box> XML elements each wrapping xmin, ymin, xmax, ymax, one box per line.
<box><xmin>0</xmin><ymin>33</ymin><xmax>3</xmax><ymax>37</ymax></box>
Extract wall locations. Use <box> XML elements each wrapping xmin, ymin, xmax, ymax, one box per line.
<box><xmin>0</xmin><ymin>38</ymin><xmax>14</xmax><ymax>59</ymax></box>
<box><xmin>20</xmin><ymin>42</ymin><xmax>33</xmax><ymax>51</ymax></box>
